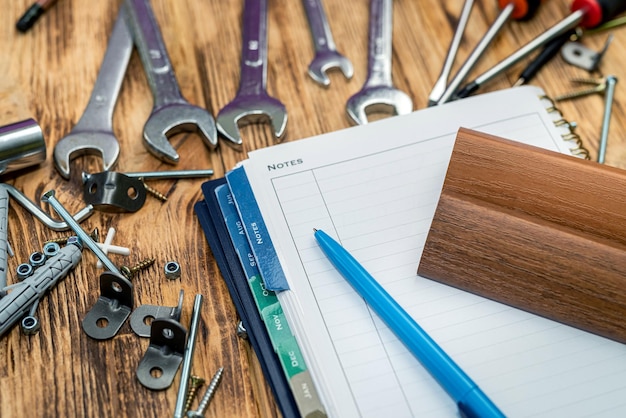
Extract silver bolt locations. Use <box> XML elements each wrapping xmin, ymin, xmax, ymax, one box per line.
<box><xmin>598</xmin><ymin>75</ymin><xmax>618</xmax><ymax>164</ymax></box>
<box><xmin>41</xmin><ymin>190</ymin><xmax>120</xmax><ymax>275</ymax></box>
<box><xmin>82</xmin><ymin>169</ymin><xmax>214</xmax><ymax>183</ymax></box>
<box><xmin>186</xmin><ymin>367</ymin><xmax>224</xmax><ymax>417</ymax></box>
<box><xmin>173</xmin><ymin>294</ymin><xmax>204</xmax><ymax>418</ymax></box>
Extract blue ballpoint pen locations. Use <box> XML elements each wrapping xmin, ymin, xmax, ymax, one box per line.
<box><xmin>313</xmin><ymin>228</ymin><xmax>505</xmax><ymax>418</ymax></box>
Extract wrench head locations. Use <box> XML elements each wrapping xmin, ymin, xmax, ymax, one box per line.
<box><xmin>143</xmin><ymin>103</ymin><xmax>218</xmax><ymax>164</ymax></box>
<box><xmin>307</xmin><ymin>51</ymin><xmax>354</xmax><ymax>86</ymax></box>
<box><xmin>216</xmin><ymin>94</ymin><xmax>287</xmax><ymax>144</ymax></box>
<box><xmin>53</xmin><ymin>130</ymin><xmax>121</xmax><ymax>180</ymax></box>
<box><xmin>346</xmin><ymin>86</ymin><xmax>413</xmax><ymax>125</ymax></box>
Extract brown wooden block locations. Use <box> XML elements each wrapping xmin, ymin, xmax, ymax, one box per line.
<box><xmin>418</xmin><ymin>128</ymin><xmax>626</xmax><ymax>344</ymax></box>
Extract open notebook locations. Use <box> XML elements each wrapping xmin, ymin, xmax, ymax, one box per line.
<box><xmin>216</xmin><ymin>86</ymin><xmax>626</xmax><ymax>417</ymax></box>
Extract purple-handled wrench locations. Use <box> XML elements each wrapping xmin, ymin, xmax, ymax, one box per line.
<box><xmin>53</xmin><ymin>11</ymin><xmax>131</xmax><ymax>179</ymax></box>
<box><xmin>345</xmin><ymin>0</ymin><xmax>412</xmax><ymax>125</ymax></box>
<box><xmin>123</xmin><ymin>0</ymin><xmax>217</xmax><ymax>164</ymax></box>
<box><xmin>216</xmin><ymin>0</ymin><xmax>287</xmax><ymax>145</ymax></box>
<box><xmin>302</xmin><ymin>0</ymin><xmax>353</xmax><ymax>86</ymax></box>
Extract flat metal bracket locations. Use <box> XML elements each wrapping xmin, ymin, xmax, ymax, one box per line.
<box><xmin>136</xmin><ymin>317</ymin><xmax>187</xmax><ymax>390</ymax></box>
<box><xmin>82</xmin><ymin>271</ymin><xmax>133</xmax><ymax>340</ymax></box>
<box><xmin>130</xmin><ymin>289</ymin><xmax>184</xmax><ymax>337</ymax></box>
<box><xmin>561</xmin><ymin>35</ymin><xmax>613</xmax><ymax>72</ymax></box>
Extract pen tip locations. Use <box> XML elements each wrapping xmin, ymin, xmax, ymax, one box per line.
<box><xmin>513</xmin><ymin>78</ymin><xmax>525</xmax><ymax>87</ymax></box>
<box><xmin>313</xmin><ymin>228</ymin><xmax>318</xmax><ymax>232</ymax></box>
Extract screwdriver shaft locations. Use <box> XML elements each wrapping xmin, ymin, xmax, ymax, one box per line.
<box><xmin>427</xmin><ymin>0</ymin><xmax>475</xmax><ymax>106</ymax></box>
<box><xmin>461</xmin><ymin>10</ymin><xmax>585</xmax><ymax>97</ymax></box>
<box><xmin>437</xmin><ymin>2</ymin><xmax>515</xmax><ymax>105</ymax></box>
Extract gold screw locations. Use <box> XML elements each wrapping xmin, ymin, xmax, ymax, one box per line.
<box><xmin>141</xmin><ymin>181</ymin><xmax>168</xmax><ymax>202</ymax></box>
<box><xmin>119</xmin><ymin>258</ymin><xmax>155</xmax><ymax>280</ymax></box>
<box><xmin>184</xmin><ymin>375</ymin><xmax>205</xmax><ymax>413</ymax></box>
<box><xmin>45</xmin><ymin>228</ymin><xmax>99</xmax><ymax>245</ymax></box>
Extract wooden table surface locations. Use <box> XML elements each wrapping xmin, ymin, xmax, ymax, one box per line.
<box><xmin>1</xmin><ymin>0</ymin><xmax>625</xmax><ymax>416</ymax></box>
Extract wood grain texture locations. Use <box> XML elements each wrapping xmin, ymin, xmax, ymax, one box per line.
<box><xmin>418</xmin><ymin>128</ymin><xmax>626</xmax><ymax>344</ymax></box>
<box><xmin>1</xmin><ymin>0</ymin><xmax>626</xmax><ymax>416</ymax></box>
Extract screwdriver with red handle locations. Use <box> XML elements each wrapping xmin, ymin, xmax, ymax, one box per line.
<box><xmin>455</xmin><ymin>0</ymin><xmax>626</xmax><ymax>99</ymax></box>
<box><xmin>433</xmin><ymin>0</ymin><xmax>543</xmax><ymax>105</ymax></box>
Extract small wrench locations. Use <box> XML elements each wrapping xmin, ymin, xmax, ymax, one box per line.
<box><xmin>123</xmin><ymin>0</ymin><xmax>217</xmax><ymax>164</ymax></box>
<box><xmin>53</xmin><ymin>11</ymin><xmax>132</xmax><ymax>179</ymax></box>
<box><xmin>302</xmin><ymin>0</ymin><xmax>353</xmax><ymax>86</ymax></box>
<box><xmin>345</xmin><ymin>0</ymin><xmax>412</xmax><ymax>125</ymax></box>
<box><xmin>216</xmin><ymin>0</ymin><xmax>287</xmax><ymax>145</ymax></box>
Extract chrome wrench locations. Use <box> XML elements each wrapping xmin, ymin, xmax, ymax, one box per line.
<box><xmin>123</xmin><ymin>0</ymin><xmax>217</xmax><ymax>163</ymax></box>
<box><xmin>53</xmin><ymin>11</ymin><xmax>132</xmax><ymax>179</ymax></box>
<box><xmin>302</xmin><ymin>0</ymin><xmax>353</xmax><ymax>86</ymax></box>
<box><xmin>216</xmin><ymin>0</ymin><xmax>287</xmax><ymax>145</ymax></box>
<box><xmin>345</xmin><ymin>0</ymin><xmax>412</xmax><ymax>125</ymax></box>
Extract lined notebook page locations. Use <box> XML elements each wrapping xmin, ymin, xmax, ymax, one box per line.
<box><xmin>242</xmin><ymin>87</ymin><xmax>626</xmax><ymax>417</ymax></box>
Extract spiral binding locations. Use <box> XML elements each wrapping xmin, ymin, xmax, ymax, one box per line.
<box><xmin>540</xmin><ymin>94</ymin><xmax>590</xmax><ymax>160</ymax></box>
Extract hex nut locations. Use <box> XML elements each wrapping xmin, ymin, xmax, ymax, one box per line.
<box><xmin>43</xmin><ymin>241</ymin><xmax>61</xmax><ymax>258</ymax></box>
<box><xmin>66</xmin><ymin>236</ymin><xmax>83</xmax><ymax>250</ymax></box>
<box><xmin>164</xmin><ymin>261</ymin><xmax>181</xmax><ymax>280</ymax></box>
<box><xmin>21</xmin><ymin>316</ymin><xmax>41</xmax><ymax>335</ymax></box>
<box><xmin>29</xmin><ymin>251</ymin><xmax>46</xmax><ymax>269</ymax></box>
<box><xmin>16</xmin><ymin>263</ymin><xmax>34</xmax><ymax>281</ymax></box>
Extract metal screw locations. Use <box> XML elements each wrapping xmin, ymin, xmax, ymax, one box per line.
<box><xmin>141</xmin><ymin>181</ymin><xmax>168</xmax><ymax>202</ymax></box>
<box><xmin>186</xmin><ymin>367</ymin><xmax>224</xmax><ymax>417</ymax></box>
<box><xmin>41</xmin><ymin>190</ymin><xmax>120</xmax><ymax>275</ymax></box>
<box><xmin>598</xmin><ymin>75</ymin><xmax>618</xmax><ymax>164</ymax></box>
<box><xmin>45</xmin><ymin>228</ymin><xmax>99</xmax><ymax>245</ymax></box>
<box><xmin>555</xmin><ymin>77</ymin><xmax>608</xmax><ymax>102</ymax></box>
<box><xmin>183</xmin><ymin>375</ymin><xmax>206</xmax><ymax>414</ymax></box>
<box><xmin>119</xmin><ymin>258</ymin><xmax>155</xmax><ymax>280</ymax></box>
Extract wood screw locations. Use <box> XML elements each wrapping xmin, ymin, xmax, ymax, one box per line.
<box><xmin>119</xmin><ymin>258</ymin><xmax>155</xmax><ymax>280</ymax></box>
<box><xmin>183</xmin><ymin>375</ymin><xmax>205</xmax><ymax>414</ymax></box>
<box><xmin>45</xmin><ymin>227</ymin><xmax>99</xmax><ymax>245</ymax></box>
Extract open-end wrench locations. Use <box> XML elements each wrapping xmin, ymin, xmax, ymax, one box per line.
<box><xmin>123</xmin><ymin>0</ymin><xmax>217</xmax><ymax>164</ymax></box>
<box><xmin>216</xmin><ymin>0</ymin><xmax>287</xmax><ymax>145</ymax></box>
<box><xmin>345</xmin><ymin>0</ymin><xmax>412</xmax><ymax>125</ymax></box>
<box><xmin>302</xmin><ymin>0</ymin><xmax>353</xmax><ymax>86</ymax></box>
<box><xmin>53</xmin><ymin>11</ymin><xmax>132</xmax><ymax>179</ymax></box>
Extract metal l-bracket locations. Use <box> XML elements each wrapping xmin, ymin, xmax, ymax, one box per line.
<box><xmin>82</xmin><ymin>271</ymin><xmax>133</xmax><ymax>340</ymax></box>
<box><xmin>136</xmin><ymin>317</ymin><xmax>187</xmax><ymax>390</ymax></box>
<box><xmin>82</xmin><ymin>171</ymin><xmax>147</xmax><ymax>212</ymax></box>
<box><xmin>129</xmin><ymin>289</ymin><xmax>184</xmax><ymax>337</ymax></box>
